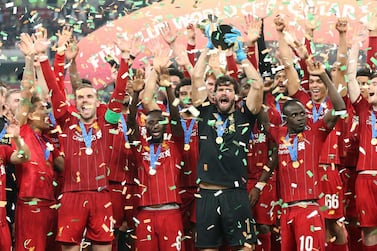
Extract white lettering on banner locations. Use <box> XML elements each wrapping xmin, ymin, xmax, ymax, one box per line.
<box><xmin>85</xmin><ymin>1</ymin><xmax>369</xmax><ymax>70</ymax></box>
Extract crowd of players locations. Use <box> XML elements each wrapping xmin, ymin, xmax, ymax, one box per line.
<box><xmin>0</xmin><ymin>8</ymin><xmax>376</xmax><ymax>251</ymax></box>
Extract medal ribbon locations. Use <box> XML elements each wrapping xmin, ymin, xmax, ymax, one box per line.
<box><xmin>79</xmin><ymin>121</ymin><xmax>93</xmax><ymax>150</ymax></box>
<box><xmin>215</xmin><ymin>113</ymin><xmax>229</xmax><ymax>139</ymax></box>
<box><xmin>35</xmin><ymin>133</ymin><xmax>50</xmax><ymax>160</ymax></box>
<box><xmin>372</xmin><ymin>112</ymin><xmax>377</xmax><ymax>138</ymax></box>
<box><xmin>285</xmin><ymin>134</ymin><xmax>298</xmax><ymax>162</ymax></box>
<box><xmin>275</xmin><ymin>99</ymin><xmax>284</xmax><ymax>121</ymax></box>
<box><xmin>0</xmin><ymin>125</ymin><xmax>7</xmax><ymax>142</ymax></box>
<box><xmin>48</xmin><ymin>112</ymin><xmax>57</xmax><ymax>127</ymax></box>
<box><xmin>312</xmin><ymin>98</ymin><xmax>327</xmax><ymax>123</ymax></box>
<box><xmin>120</xmin><ymin>115</ymin><xmax>129</xmax><ymax>144</ymax></box>
<box><xmin>149</xmin><ymin>143</ymin><xmax>162</xmax><ymax>171</ymax></box>
<box><xmin>181</xmin><ymin>118</ymin><xmax>195</xmax><ymax>145</ymax></box>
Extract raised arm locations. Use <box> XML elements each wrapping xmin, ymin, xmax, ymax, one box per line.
<box><xmin>127</xmin><ymin>69</ymin><xmax>144</xmax><ymax>143</ymax></box>
<box><xmin>275</xmin><ymin>16</ymin><xmax>300</xmax><ymax>96</ymax></box>
<box><xmin>332</xmin><ymin>18</ymin><xmax>349</xmax><ymax>97</ymax></box>
<box><xmin>367</xmin><ymin>13</ymin><xmax>377</xmax><ymax>71</ymax></box>
<box><xmin>142</xmin><ymin>48</ymin><xmax>171</xmax><ymax>112</ymax></box>
<box><xmin>158</xmin><ymin>70</ymin><xmax>184</xmax><ymax>137</ymax></box>
<box><xmin>347</xmin><ymin>27</ymin><xmax>367</xmax><ymax>103</ymax></box>
<box><xmin>16</xmin><ymin>33</ymin><xmax>36</xmax><ymax>126</ymax></box>
<box><xmin>307</xmin><ymin>60</ymin><xmax>345</xmax><ymax>129</ymax></box>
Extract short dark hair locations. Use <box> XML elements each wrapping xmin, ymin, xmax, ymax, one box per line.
<box><xmin>371</xmin><ymin>72</ymin><xmax>377</xmax><ymax>80</ymax></box>
<box><xmin>29</xmin><ymin>95</ymin><xmax>43</xmax><ymax>113</ymax></box>
<box><xmin>214</xmin><ymin>75</ymin><xmax>239</xmax><ymax>94</ymax></box>
<box><xmin>174</xmin><ymin>78</ymin><xmax>191</xmax><ymax>97</ymax></box>
<box><xmin>168</xmin><ymin>68</ymin><xmax>184</xmax><ymax>80</ymax></box>
<box><xmin>282</xmin><ymin>98</ymin><xmax>304</xmax><ymax>116</ymax></box>
<box><xmin>357</xmin><ymin>67</ymin><xmax>372</xmax><ymax>78</ymax></box>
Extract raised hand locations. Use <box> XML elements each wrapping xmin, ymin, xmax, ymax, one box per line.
<box><xmin>186</xmin><ymin>23</ymin><xmax>196</xmax><ymax>45</ymax></box>
<box><xmin>18</xmin><ymin>33</ymin><xmax>35</xmax><ymax>56</ymax></box>
<box><xmin>32</xmin><ymin>27</ymin><xmax>50</xmax><ymax>54</ymax></box>
<box><xmin>152</xmin><ymin>47</ymin><xmax>172</xmax><ymax>74</ymax></box>
<box><xmin>160</xmin><ymin>22</ymin><xmax>177</xmax><ymax>46</ymax></box>
<box><xmin>174</xmin><ymin>45</ymin><xmax>191</xmax><ymax>67</ymax></box>
<box><xmin>6</xmin><ymin>123</ymin><xmax>20</xmax><ymax>139</ymax></box>
<box><xmin>335</xmin><ymin>18</ymin><xmax>348</xmax><ymax>34</ymax></box>
<box><xmin>65</xmin><ymin>37</ymin><xmax>79</xmax><ymax>61</ymax></box>
<box><xmin>132</xmin><ymin>69</ymin><xmax>145</xmax><ymax>92</ymax></box>
<box><xmin>56</xmin><ymin>26</ymin><xmax>73</xmax><ymax>49</ymax></box>
<box><xmin>306</xmin><ymin>59</ymin><xmax>325</xmax><ymax>76</ymax></box>
<box><xmin>244</xmin><ymin>14</ymin><xmax>262</xmax><ymax>44</ymax></box>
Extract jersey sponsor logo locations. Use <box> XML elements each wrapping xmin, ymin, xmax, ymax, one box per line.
<box><xmin>142</xmin><ymin>148</ymin><xmax>171</xmax><ymax>161</ymax></box>
<box><xmin>72</xmin><ymin>130</ymin><xmax>103</xmax><ymax>142</ymax></box>
<box><xmin>251</xmin><ymin>133</ymin><xmax>266</xmax><ymax>144</ymax></box>
<box><xmin>278</xmin><ymin>141</ymin><xmax>305</xmax><ymax>155</ymax></box>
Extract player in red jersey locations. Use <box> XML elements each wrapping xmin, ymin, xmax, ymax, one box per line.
<box><xmin>273</xmin><ymin>15</ymin><xmax>346</xmax><ymax>250</ymax></box>
<box><xmin>14</xmin><ymin>33</ymin><xmax>63</xmax><ymax>251</ymax></box>
<box><xmin>174</xmin><ymin>79</ymin><xmax>199</xmax><ymax>251</ymax></box>
<box><xmin>347</xmin><ymin>39</ymin><xmax>377</xmax><ymax>250</ymax></box>
<box><xmin>35</xmin><ymin>27</ymin><xmax>128</xmax><ymax>251</ymax></box>
<box><xmin>0</xmin><ymin>120</ymin><xmax>30</xmax><ymax>251</ymax></box>
<box><xmin>127</xmin><ymin>48</ymin><xmax>186</xmax><ymax>251</ymax></box>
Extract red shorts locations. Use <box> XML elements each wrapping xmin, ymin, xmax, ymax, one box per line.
<box><xmin>179</xmin><ymin>187</ymin><xmax>197</xmax><ymax>228</ymax></box>
<box><xmin>247</xmin><ymin>179</ymin><xmax>278</xmax><ymax>225</ymax></box>
<box><xmin>135</xmin><ymin>208</ymin><xmax>186</xmax><ymax>251</ymax></box>
<box><xmin>318</xmin><ymin>165</ymin><xmax>344</xmax><ymax>219</ymax></box>
<box><xmin>56</xmin><ymin>191</ymin><xmax>114</xmax><ymax>244</ymax></box>
<box><xmin>15</xmin><ymin>199</ymin><xmax>61</xmax><ymax>251</ymax></box>
<box><xmin>109</xmin><ymin>183</ymin><xmax>138</xmax><ymax>229</ymax></box>
<box><xmin>355</xmin><ymin>173</ymin><xmax>377</xmax><ymax>227</ymax></box>
<box><xmin>0</xmin><ymin>221</ymin><xmax>11</xmax><ymax>251</ymax></box>
<box><xmin>340</xmin><ymin>167</ymin><xmax>357</xmax><ymax>218</ymax></box>
<box><xmin>280</xmin><ymin>203</ymin><xmax>325</xmax><ymax>251</ymax></box>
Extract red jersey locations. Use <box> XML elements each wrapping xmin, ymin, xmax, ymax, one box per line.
<box><xmin>108</xmin><ymin>114</ymin><xmax>137</xmax><ymax>183</ymax></box>
<box><xmin>352</xmin><ymin>95</ymin><xmax>377</xmax><ymax>171</ymax></box>
<box><xmin>133</xmin><ymin>136</ymin><xmax>183</xmax><ymax>207</ymax></box>
<box><xmin>40</xmin><ymin>57</ymin><xmax>128</xmax><ymax>192</ymax></box>
<box><xmin>293</xmin><ymin>90</ymin><xmax>340</xmax><ymax>165</ymax></box>
<box><xmin>16</xmin><ymin>124</ymin><xmax>56</xmax><ymax>201</ymax></box>
<box><xmin>339</xmin><ymin>97</ymin><xmax>359</xmax><ymax>167</ymax></box>
<box><xmin>270</xmin><ymin>122</ymin><xmax>330</xmax><ymax>203</ymax></box>
<box><xmin>179</xmin><ymin>118</ymin><xmax>199</xmax><ymax>188</ymax></box>
<box><xmin>0</xmin><ymin>145</ymin><xmax>13</xmax><ymax>225</ymax></box>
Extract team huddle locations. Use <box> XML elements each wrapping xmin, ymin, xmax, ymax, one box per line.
<box><xmin>0</xmin><ymin>8</ymin><xmax>376</xmax><ymax>251</ymax></box>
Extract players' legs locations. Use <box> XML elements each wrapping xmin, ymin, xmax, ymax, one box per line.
<box><xmin>92</xmin><ymin>244</ymin><xmax>112</xmax><ymax>251</ymax></box>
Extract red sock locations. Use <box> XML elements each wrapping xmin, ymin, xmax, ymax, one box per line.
<box><xmin>347</xmin><ymin>225</ymin><xmax>362</xmax><ymax>251</ymax></box>
<box><xmin>363</xmin><ymin>244</ymin><xmax>377</xmax><ymax>251</ymax></box>
<box><xmin>255</xmin><ymin>232</ymin><xmax>271</xmax><ymax>251</ymax></box>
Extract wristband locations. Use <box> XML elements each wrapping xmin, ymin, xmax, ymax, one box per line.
<box><xmin>255</xmin><ymin>181</ymin><xmax>266</xmax><ymax>191</ymax></box>
<box><xmin>105</xmin><ymin>109</ymin><xmax>121</xmax><ymax>124</ymax></box>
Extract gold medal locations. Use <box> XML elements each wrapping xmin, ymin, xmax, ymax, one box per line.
<box><xmin>216</xmin><ymin>137</ymin><xmax>223</xmax><ymax>144</ymax></box>
<box><xmin>85</xmin><ymin>147</ymin><xmax>93</xmax><ymax>155</ymax></box>
<box><xmin>292</xmin><ymin>161</ymin><xmax>300</xmax><ymax>168</ymax></box>
<box><xmin>372</xmin><ymin>138</ymin><xmax>377</xmax><ymax>146</ymax></box>
<box><xmin>149</xmin><ymin>168</ymin><xmax>156</xmax><ymax>175</ymax></box>
<box><xmin>125</xmin><ymin>142</ymin><xmax>131</xmax><ymax>149</ymax></box>
<box><xmin>184</xmin><ymin>144</ymin><xmax>190</xmax><ymax>151</ymax></box>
